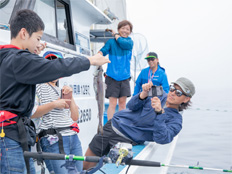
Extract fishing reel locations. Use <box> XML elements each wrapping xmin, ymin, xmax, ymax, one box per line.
<box><xmin>108</xmin><ymin>142</ymin><xmax>133</xmax><ymax>166</ymax></box>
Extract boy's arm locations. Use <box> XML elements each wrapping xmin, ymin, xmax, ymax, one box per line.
<box><xmin>12</xmin><ymin>51</ymin><xmax>88</xmax><ymax>84</ymax></box>
<box><xmin>12</xmin><ymin>50</ymin><xmax>110</xmax><ymax>84</ymax></box>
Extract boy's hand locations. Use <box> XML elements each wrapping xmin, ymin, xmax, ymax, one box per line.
<box><xmin>35</xmin><ymin>42</ymin><xmax>47</xmax><ymax>55</ymax></box>
<box><xmin>88</xmin><ymin>53</ymin><xmax>111</xmax><ymax>66</ymax></box>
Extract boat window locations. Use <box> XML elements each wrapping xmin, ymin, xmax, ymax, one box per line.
<box><xmin>33</xmin><ymin>0</ymin><xmax>74</xmax><ymax>50</ymax></box>
<box><xmin>56</xmin><ymin>1</ymin><xmax>69</xmax><ymax>43</ymax></box>
<box><xmin>34</xmin><ymin>0</ymin><xmax>56</xmax><ymax>37</ymax></box>
<box><xmin>0</xmin><ymin>0</ymin><xmax>16</xmax><ymax>27</ymax></box>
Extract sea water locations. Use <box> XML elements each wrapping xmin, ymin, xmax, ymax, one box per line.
<box><xmin>167</xmin><ymin>88</ymin><xmax>232</xmax><ymax>174</ymax></box>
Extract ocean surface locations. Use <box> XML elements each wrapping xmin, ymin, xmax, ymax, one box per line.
<box><xmin>167</xmin><ymin>88</ymin><xmax>232</xmax><ymax>174</ymax></box>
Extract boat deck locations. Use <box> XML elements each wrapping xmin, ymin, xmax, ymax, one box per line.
<box><xmin>95</xmin><ymin>144</ymin><xmax>146</xmax><ymax>174</ymax></box>
<box><xmin>95</xmin><ymin>137</ymin><xmax>178</xmax><ymax>174</ymax></box>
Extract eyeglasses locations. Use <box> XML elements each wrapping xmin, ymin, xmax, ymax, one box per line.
<box><xmin>169</xmin><ymin>85</ymin><xmax>187</xmax><ymax>97</ymax></box>
<box><xmin>147</xmin><ymin>57</ymin><xmax>157</xmax><ymax>62</ymax></box>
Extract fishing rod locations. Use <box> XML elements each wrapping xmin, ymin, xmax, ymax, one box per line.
<box><xmin>160</xmin><ymin>163</ymin><xmax>232</xmax><ymax>173</ymax></box>
<box><xmin>24</xmin><ymin>151</ymin><xmax>111</xmax><ymax>174</ymax></box>
<box><xmin>24</xmin><ymin>151</ymin><xmax>232</xmax><ymax>173</ymax></box>
<box><xmin>125</xmin><ymin>160</ymin><xmax>232</xmax><ymax>173</ymax></box>
<box><xmin>24</xmin><ymin>151</ymin><xmax>111</xmax><ymax>163</ymax></box>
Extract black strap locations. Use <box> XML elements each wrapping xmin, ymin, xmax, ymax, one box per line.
<box><xmin>37</xmin><ymin>127</ymin><xmax>71</xmax><ymax>154</ymax></box>
<box><xmin>17</xmin><ymin>117</ymin><xmax>30</xmax><ymax>174</ymax></box>
<box><xmin>55</xmin><ymin>129</ymin><xmax>65</xmax><ymax>154</ymax></box>
<box><xmin>38</xmin><ymin>128</ymin><xmax>57</xmax><ymax>138</ymax></box>
<box><xmin>47</xmin><ymin>83</ymin><xmax>60</xmax><ymax>97</ymax></box>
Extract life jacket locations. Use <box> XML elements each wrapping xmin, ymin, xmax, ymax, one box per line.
<box><xmin>0</xmin><ymin>110</ymin><xmax>36</xmax><ymax>174</ymax></box>
<box><xmin>0</xmin><ymin>110</ymin><xmax>17</xmax><ymax>127</ymax></box>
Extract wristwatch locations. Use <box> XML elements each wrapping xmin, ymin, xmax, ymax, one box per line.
<box><xmin>155</xmin><ymin>109</ymin><xmax>163</xmax><ymax>115</ymax></box>
<box><xmin>114</xmin><ymin>33</ymin><xmax>119</xmax><ymax>37</ymax></box>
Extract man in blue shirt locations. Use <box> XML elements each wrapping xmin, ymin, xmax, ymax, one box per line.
<box><xmin>133</xmin><ymin>52</ymin><xmax>169</xmax><ymax>95</ymax></box>
<box><xmin>83</xmin><ymin>77</ymin><xmax>195</xmax><ymax>170</ymax></box>
<box><xmin>99</xmin><ymin>20</ymin><xmax>134</xmax><ymax>120</ymax></box>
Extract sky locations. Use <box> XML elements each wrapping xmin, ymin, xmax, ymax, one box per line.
<box><xmin>126</xmin><ymin>0</ymin><xmax>232</xmax><ymax>91</ymax></box>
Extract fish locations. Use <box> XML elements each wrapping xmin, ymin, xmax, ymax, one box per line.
<box><xmin>93</xmin><ymin>65</ymin><xmax>105</xmax><ymax>135</ymax></box>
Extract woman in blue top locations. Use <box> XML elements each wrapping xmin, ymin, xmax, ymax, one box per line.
<box><xmin>133</xmin><ymin>52</ymin><xmax>170</xmax><ymax>95</ymax></box>
<box><xmin>99</xmin><ymin>20</ymin><xmax>134</xmax><ymax>120</ymax></box>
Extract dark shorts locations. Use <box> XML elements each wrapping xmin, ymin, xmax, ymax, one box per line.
<box><xmin>88</xmin><ymin>120</ymin><xmax>133</xmax><ymax>157</ymax></box>
<box><xmin>105</xmin><ymin>76</ymin><xmax>131</xmax><ymax>99</ymax></box>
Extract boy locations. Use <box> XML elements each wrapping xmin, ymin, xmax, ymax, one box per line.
<box><xmin>0</xmin><ymin>9</ymin><xmax>110</xmax><ymax>173</ymax></box>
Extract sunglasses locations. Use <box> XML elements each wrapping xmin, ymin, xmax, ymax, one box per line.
<box><xmin>169</xmin><ymin>85</ymin><xmax>187</xmax><ymax>97</ymax></box>
<box><xmin>146</xmin><ymin>57</ymin><xmax>157</xmax><ymax>62</ymax></box>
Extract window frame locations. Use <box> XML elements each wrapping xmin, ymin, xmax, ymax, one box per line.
<box><xmin>42</xmin><ymin>0</ymin><xmax>75</xmax><ymax>50</ymax></box>
<box><xmin>9</xmin><ymin>0</ymin><xmax>76</xmax><ymax>51</ymax></box>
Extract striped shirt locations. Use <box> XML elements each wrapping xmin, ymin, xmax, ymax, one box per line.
<box><xmin>35</xmin><ymin>83</ymin><xmax>76</xmax><ymax>136</ymax></box>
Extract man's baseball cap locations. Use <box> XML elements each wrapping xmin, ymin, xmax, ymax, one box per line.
<box><xmin>145</xmin><ymin>52</ymin><xmax>158</xmax><ymax>59</ymax></box>
<box><xmin>172</xmin><ymin>77</ymin><xmax>195</xmax><ymax>97</ymax></box>
<box><xmin>43</xmin><ymin>51</ymin><xmax>63</xmax><ymax>60</ymax></box>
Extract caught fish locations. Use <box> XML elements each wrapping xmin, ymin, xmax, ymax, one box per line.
<box><xmin>93</xmin><ymin>66</ymin><xmax>105</xmax><ymax>135</ymax></box>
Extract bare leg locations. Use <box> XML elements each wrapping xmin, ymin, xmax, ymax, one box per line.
<box><xmin>107</xmin><ymin>97</ymin><xmax>117</xmax><ymax>120</ymax></box>
<box><xmin>118</xmin><ymin>96</ymin><xmax>127</xmax><ymax>111</ymax></box>
<box><xmin>83</xmin><ymin>147</ymin><xmax>98</xmax><ymax>170</ymax></box>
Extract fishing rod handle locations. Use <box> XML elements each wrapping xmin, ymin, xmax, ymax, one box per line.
<box><xmin>127</xmin><ymin>159</ymin><xmax>161</xmax><ymax>167</ymax></box>
<box><xmin>85</xmin><ymin>156</ymin><xmax>111</xmax><ymax>163</ymax></box>
<box><xmin>24</xmin><ymin>151</ymin><xmax>65</xmax><ymax>160</ymax></box>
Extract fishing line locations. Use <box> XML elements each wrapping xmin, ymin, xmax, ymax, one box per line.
<box><xmin>191</xmin><ymin>107</ymin><xmax>231</xmax><ymax>112</ymax></box>
<box><xmin>98</xmin><ymin>169</ymin><xmax>106</xmax><ymax>174</ymax></box>
<box><xmin>100</xmin><ymin>133</ymin><xmax>104</xmax><ymax>157</ymax></box>
<box><xmin>125</xmin><ymin>164</ymin><xmax>131</xmax><ymax>174</ymax></box>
